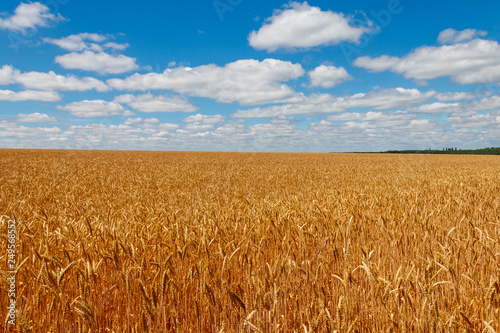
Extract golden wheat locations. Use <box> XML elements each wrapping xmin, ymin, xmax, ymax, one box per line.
<box><xmin>0</xmin><ymin>149</ymin><xmax>499</xmax><ymax>332</ymax></box>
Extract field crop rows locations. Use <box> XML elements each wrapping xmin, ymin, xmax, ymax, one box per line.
<box><xmin>1</xmin><ymin>150</ymin><xmax>499</xmax><ymax>332</ymax></box>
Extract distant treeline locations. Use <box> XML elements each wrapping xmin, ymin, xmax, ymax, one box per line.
<box><xmin>380</xmin><ymin>147</ymin><xmax>500</xmax><ymax>155</ymax></box>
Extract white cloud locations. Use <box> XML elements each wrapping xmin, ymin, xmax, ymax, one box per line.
<box><xmin>248</xmin><ymin>117</ymin><xmax>300</xmax><ymax>139</ymax></box>
<box><xmin>77</xmin><ymin>32</ymin><xmax>107</xmax><ymax>42</ymax></box>
<box><xmin>470</xmin><ymin>95</ymin><xmax>500</xmax><ymax>110</ymax></box>
<box><xmin>108</xmin><ymin>58</ymin><xmax>305</xmax><ymax>105</ymax></box>
<box><xmin>354</xmin><ymin>112</ymin><xmax>418</xmax><ymax>128</ymax></box>
<box><xmin>406</xmin><ymin>102</ymin><xmax>464</xmax><ymax>114</ymax></box>
<box><xmin>0</xmin><ymin>89</ymin><xmax>60</xmax><ymax>102</ymax></box>
<box><xmin>405</xmin><ymin>95</ymin><xmax>500</xmax><ymax>114</ymax></box>
<box><xmin>122</xmin><ymin>117</ymin><xmax>181</xmax><ymax>134</ymax></box>
<box><xmin>183</xmin><ymin>123</ymin><xmax>215</xmax><ymax>132</ymax></box>
<box><xmin>0</xmin><ymin>2</ymin><xmax>64</xmax><ymax>33</ymax></box>
<box><xmin>56</xmin><ymin>100</ymin><xmax>135</xmax><ymax>117</ymax></box>
<box><xmin>14</xmin><ymin>71</ymin><xmax>109</xmax><ymax>92</ymax></box>
<box><xmin>44</xmin><ymin>33</ymin><xmax>129</xmax><ymax>52</ymax></box>
<box><xmin>0</xmin><ymin>65</ymin><xmax>109</xmax><ymax>91</ymax></box>
<box><xmin>438</xmin><ymin>28</ymin><xmax>487</xmax><ymax>44</ymax></box>
<box><xmin>248</xmin><ymin>1</ymin><xmax>370</xmax><ymax>52</ymax></box>
<box><xmin>157</xmin><ymin>123</ymin><xmax>180</xmax><ymax>131</ymax></box>
<box><xmin>2</xmin><ymin>112</ymin><xmax>498</xmax><ymax>152</ymax></box>
<box><xmin>353</xmin><ymin>55</ymin><xmax>400</xmax><ymax>72</ymax></box>
<box><xmin>17</xmin><ymin>112</ymin><xmax>57</xmax><ymax>123</ymax></box>
<box><xmin>232</xmin><ymin>94</ymin><xmax>343</xmax><ymax>118</ymax></box>
<box><xmin>55</xmin><ymin>51</ymin><xmax>139</xmax><ymax>75</ymax></box>
<box><xmin>324</xmin><ymin>113</ymin><xmax>363</xmax><ymax>122</ymax></box>
<box><xmin>182</xmin><ymin>114</ymin><xmax>225</xmax><ymax>124</ymax></box>
<box><xmin>113</xmin><ymin>93</ymin><xmax>198</xmax><ymax>113</ymax></box>
<box><xmin>403</xmin><ymin>95</ymin><xmax>500</xmax><ymax>116</ymax></box>
<box><xmin>0</xmin><ymin>121</ymin><xmax>62</xmax><ymax>141</ymax></box>
<box><xmin>308</xmin><ymin>65</ymin><xmax>352</xmax><ymax>88</ymax></box>
<box><xmin>103</xmin><ymin>42</ymin><xmax>129</xmax><ymax>51</ymax></box>
<box><xmin>347</xmin><ymin>88</ymin><xmax>435</xmax><ymax>110</ymax></box>
<box><xmin>326</xmin><ymin>111</ymin><xmax>415</xmax><ymax>123</ymax></box>
<box><xmin>44</xmin><ymin>33</ymin><xmax>106</xmax><ymax>52</ymax></box>
<box><xmin>353</xmin><ymin>39</ymin><xmax>500</xmax><ymax>84</ymax></box>
<box><xmin>436</xmin><ymin>91</ymin><xmax>491</xmax><ymax>102</ymax></box>
<box><xmin>232</xmin><ymin>88</ymin><xmax>436</xmax><ymax>117</ymax></box>
<box><xmin>308</xmin><ymin>115</ymin><xmax>447</xmax><ymax>150</ymax></box>
<box><xmin>115</xmin><ymin>117</ymin><xmax>180</xmax><ymax>136</ymax></box>
<box><xmin>214</xmin><ymin>120</ymin><xmax>247</xmax><ymax>136</ymax></box>
<box><xmin>0</xmin><ymin>65</ymin><xmax>19</xmax><ymax>85</ymax></box>
<box><xmin>123</xmin><ymin>117</ymin><xmax>160</xmax><ymax>126</ymax></box>
<box><xmin>447</xmin><ymin>110</ymin><xmax>500</xmax><ymax>128</ymax></box>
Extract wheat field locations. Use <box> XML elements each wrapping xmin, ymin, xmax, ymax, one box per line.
<box><xmin>0</xmin><ymin>149</ymin><xmax>499</xmax><ymax>332</ymax></box>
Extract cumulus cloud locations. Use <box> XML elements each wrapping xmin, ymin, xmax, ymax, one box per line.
<box><xmin>0</xmin><ymin>89</ymin><xmax>60</xmax><ymax>102</ymax></box>
<box><xmin>55</xmin><ymin>51</ymin><xmax>139</xmax><ymax>75</ymax></box>
<box><xmin>232</xmin><ymin>94</ymin><xmax>342</xmax><ymax>118</ymax></box>
<box><xmin>406</xmin><ymin>95</ymin><xmax>500</xmax><ymax>114</ymax></box>
<box><xmin>0</xmin><ymin>121</ymin><xmax>62</xmax><ymax>142</ymax></box>
<box><xmin>17</xmin><ymin>112</ymin><xmax>57</xmax><ymax>123</ymax></box>
<box><xmin>470</xmin><ymin>95</ymin><xmax>500</xmax><ymax>110</ymax></box>
<box><xmin>248</xmin><ymin>1</ymin><xmax>370</xmax><ymax>52</ymax></box>
<box><xmin>44</xmin><ymin>33</ymin><xmax>129</xmax><ymax>52</ymax></box>
<box><xmin>438</xmin><ymin>28</ymin><xmax>487</xmax><ymax>44</ymax></box>
<box><xmin>0</xmin><ymin>65</ymin><xmax>19</xmax><ymax>85</ymax></box>
<box><xmin>316</xmin><ymin>111</ymin><xmax>426</xmax><ymax>133</ymax></box>
<box><xmin>123</xmin><ymin>117</ymin><xmax>159</xmax><ymax>126</ymax></box>
<box><xmin>353</xmin><ymin>39</ymin><xmax>500</xmax><ymax>84</ymax></box>
<box><xmin>247</xmin><ymin>117</ymin><xmax>300</xmax><ymax>140</ymax></box>
<box><xmin>309</xmin><ymin>115</ymin><xmax>446</xmax><ymax>149</ymax></box>
<box><xmin>157</xmin><ymin>123</ymin><xmax>181</xmax><ymax>132</ymax></box>
<box><xmin>308</xmin><ymin>65</ymin><xmax>352</xmax><ymax>88</ymax></box>
<box><xmin>0</xmin><ymin>2</ymin><xmax>64</xmax><ymax>33</ymax></box>
<box><xmin>2</xmin><ymin>111</ymin><xmax>498</xmax><ymax>152</ymax></box>
<box><xmin>103</xmin><ymin>42</ymin><xmax>129</xmax><ymax>51</ymax></box>
<box><xmin>124</xmin><ymin>117</ymin><xmax>158</xmax><ymax>124</ymax></box>
<box><xmin>353</xmin><ymin>55</ymin><xmax>400</xmax><ymax>73</ymax></box>
<box><xmin>0</xmin><ymin>65</ymin><xmax>109</xmax><ymax>91</ymax></box>
<box><xmin>406</xmin><ymin>102</ymin><xmax>464</xmax><ymax>114</ymax></box>
<box><xmin>325</xmin><ymin>111</ymin><xmax>415</xmax><ymax>123</ymax></box>
<box><xmin>108</xmin><ymin>59</ymin><xmax>305</xmax><ymax>105</ymax></box>
<box><xmin>182</xmin><ymin>114</ymin><xmax>225</xmax><ymax>124</ymax></box>
<box><xmin>232</xmin><ymin>88</ymin><xmax>436</xmax><ymax>117</ymax></box>
<box><xmin>436</xmin><ymin>91</ymin><xmax>491</xmax><ymax>102</ymax></box>
<box><xmin>56</xmin><ymin>100</ymin><xmax>135</xmax><ymax>117</ymax></box>
<box><xmin>447</xmin><ymin>111</ymin><xmax>500</xmax><ymax>128</ymax></box>
<box><xmin>113</xmin><ymin>93</ymin><xmax>198</xmax><ymax>113</ymax></box>
<box><xmin>183</xmin><ymin>123</ymin><xmax>215</xmax><ymax>132</ymax></box>
<box><xmin>355</xmin><ymin>88</ymin><xmax>435</xmax><ymax>109</ymax></box>
<box><xmin>44</xmin><ymin>33</ymin><xmax>106</xmax><ymax>52</ymax></box>
<box><xmin>15</xmin><ymin>70</ymin><xmax>109</xmax><ymax>92</ymax></box>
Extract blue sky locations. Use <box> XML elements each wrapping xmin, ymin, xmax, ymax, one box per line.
<box><xmin>1</xmin><ymin>0</ymin><xmax>499</xmax><ymax>152</ymax></box>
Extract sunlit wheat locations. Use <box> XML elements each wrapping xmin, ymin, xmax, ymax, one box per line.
<box><xmin>0</xmin><ymin>150</ymin><xmax>499</xmax><ymax>332</ymax></box>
